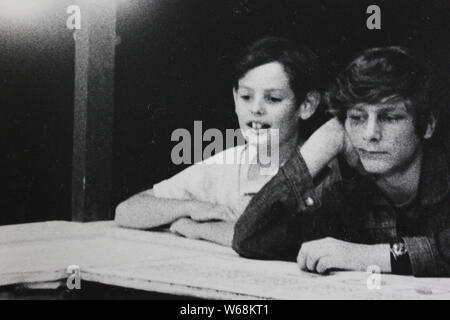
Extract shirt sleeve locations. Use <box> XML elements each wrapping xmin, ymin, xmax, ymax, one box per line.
<box><xmin>403</xmin><ymin>229</ymin><xmax>450</xmax><ymax>277</ymax></box>
<box><xmin>232</xmin><ymin>148</ymin><xmax>342</xmax><ymax>261</ymax></box>
<box><xmin>152</xmin><ymin>162</ymin><xmax>214</xmax><ymax>202</ymax></box>
<box><xmin>402</xmin><ymin>141</ymin><xmax>450</xmax><ymax>277</ymax></box>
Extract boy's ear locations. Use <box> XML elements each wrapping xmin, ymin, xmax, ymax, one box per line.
<box><xmin>298</xmin><ymin>91</ymin><xmax>321</xmax><ymax>120</ymax></box>
<box><xmin>424</xmin><ymin>112</ymin><xmax>439</xmax><ymax>139</ymax></box>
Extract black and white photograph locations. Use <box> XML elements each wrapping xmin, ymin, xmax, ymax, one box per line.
<box><xmin>1</xmin><ymin>0</ymin><xmax>450</xmax><ymax>303</ymax></box>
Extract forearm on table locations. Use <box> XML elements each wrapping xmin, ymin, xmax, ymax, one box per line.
<box><xmin>369</xmin><ymin>243</ymin><xmax>391</xmax><ymax>273</ymax></box>
<box><xmin>195</xmin><ymin>221</ymin><xmax>235</xmax><ymax>246</ymax></box>
<box><xmin>233</xmin><ymin>187</ymin><xmax>304</xmax><ymax>260</ymax></box>
<box><xmin>115</xmin><ymin>190</ymin><xmax>206</xmax><ymax>229</ymax></box>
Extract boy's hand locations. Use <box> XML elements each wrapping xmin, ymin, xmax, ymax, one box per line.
<box><xmin>342</xmin><ymin>130</ymin><xmax>362</xmax><ymax>170</ymax></box>
<box><xmin>311</xmin><ymin>117</ymin><xmax>347</xmax><ymax>154</ymax></box>
<box><xmin>296</xmin><ymin>237</ymin><xmax>391</xmax><ymax>274</ymax></box>
<box><xmin>301</xmin><ymin>118</ymin><xmax>361</xmax><ymax>176</ymax></box>
<box><xmin>300</xmin><ymin>118</ymin><xmax>347</xmax><ymax>177</ymax></box>
<box><xmin>189</xmin><ymin>202</ymin><xmax>238</xmax><ymax>222</ymax></box>
<box><xmin>170</xmin><ymin>218</ymin><xmax>200</xmax><ymax>239</ymax></box>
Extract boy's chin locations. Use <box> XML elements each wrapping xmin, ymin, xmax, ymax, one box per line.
<box><xmin>244</xmin><ymin>134</ymin><xmax>269</xmax><ymax>146</ymax></box>
<box><xmin>360</xmin><ymin>160</ymin><xmax>392</xmax><ymax>175</ymax></box>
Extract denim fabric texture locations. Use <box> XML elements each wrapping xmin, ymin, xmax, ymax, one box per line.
<box><xmin>233</xmin><ymin>139</ymin><xmax>450</xmax><ymax>277</ymax></box>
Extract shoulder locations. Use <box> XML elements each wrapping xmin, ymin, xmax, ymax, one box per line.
<box><xmin>201</xmin><ymin>144</ymin><xmax>247</xmax><ymax>165</ymax></box>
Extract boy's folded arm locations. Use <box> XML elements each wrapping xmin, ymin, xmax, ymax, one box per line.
<box><xmin>195</xmin><ymin>221</ymin><xmax>235</xmax><ymax>247</ymax></box>
<box><xmin>169</xmin><ymin>218</ymin><xmax>235</xmax><ymax>246</ymax></box>
<box><xmin>232</xmin><ymin>197</ymin><xmax>304</xmax><ymax>261</ymax></box>
<box><xmin>115</xmin><ymin>189</ymin><xmax>187</xmax><ymax>229</ymax></box>
<box><xmin>114</xmin><ymin>190</ymin><xmax>231</xmax><ymax>229</ymax></box>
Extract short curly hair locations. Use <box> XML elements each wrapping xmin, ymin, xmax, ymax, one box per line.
<box><xmin>326</xmin><ymin>46</ymin><xmax>443</xmax><ymax>138</ymax></box>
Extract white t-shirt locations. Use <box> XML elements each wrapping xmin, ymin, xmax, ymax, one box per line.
<box><xmin>152</xmin><ymin>144</ymin><xmax>277</xmax><ymax>216</ymax></box>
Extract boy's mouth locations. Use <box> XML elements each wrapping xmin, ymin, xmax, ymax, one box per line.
<box><xmin>247</xmin><ymin>121</ymin><xmax>271</xmax><ymax>130</ymax></box>
<box><xmin>358</xmin><ymin>148</ymin><xmax>389</xmax><ymax>159</ymax></box>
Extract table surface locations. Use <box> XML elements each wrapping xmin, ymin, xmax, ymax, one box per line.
<box><xmin>1</xmin><ymin>220</ymin><xmax>450</xmax><ymax>299</ymax></box>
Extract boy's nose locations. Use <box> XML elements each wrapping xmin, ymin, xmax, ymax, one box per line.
<box><xmin>250</xmin><ymin>98</ymin><xmax>265</xmax><ymax>115</ymax></box>
<box><xmin>363</xmin><ymin>117</ymin><xmax>382</xmax><ymax>142</ymax></box>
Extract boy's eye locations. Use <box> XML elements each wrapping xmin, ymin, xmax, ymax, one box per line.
<box><xmin>348</xmin><ymin>114</ymin><xmax>364</xmax><ymax>122</ymax></box>
<box><xmin>239</xmin><ymin>94</ymin><xmax>252</xmax><ymax>101</ymax></box>
<box><xmin>379</xmin><ymin>114</ymin><xmax>403</xmax><ymax>122</ymax></box>
<box><xmin>266</xmin><ymin>96</ymin><xmax>282</xmax><ymax>103</ymax></box>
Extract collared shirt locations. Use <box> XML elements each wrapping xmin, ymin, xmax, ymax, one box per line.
<box><xmin>152</xmin><ymin>144</ymin><xmax>279</xmax><ymax>216</ymax></box>
<box><xmin>232</xmin><ymin>139</ymin><xmax>450</xmax><ymax>277</ymax></box>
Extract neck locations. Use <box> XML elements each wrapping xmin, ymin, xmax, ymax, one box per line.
<box><xmin>278</xmin><ymin>134</ymin><xmax>301</xmax><ymax>165</ymax></box>
<box><xmin>249</xmin><ymin>134</ymin><xmax>300</xmax><ymax>179</ymax></box>
<box><xmin>255</xmin><ymin>133</ymin><xmax>300</xmax><ymax>167</ymax></box>
<box><xmin>374</xmin><ymin>148</ymin><xmax>423</xmax><ymax>205</ymax></box>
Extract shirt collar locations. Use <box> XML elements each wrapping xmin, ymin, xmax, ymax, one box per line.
<box><xmin>239</xmin><ymin>144</ymin><xmax>277</xmax><ymax>196</ymax></box>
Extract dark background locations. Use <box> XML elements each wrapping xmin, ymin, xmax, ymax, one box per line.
<box><xmin>1</xmin><ymin>0</ymin><xmax>449</xmax><ymax>225</ymax></box>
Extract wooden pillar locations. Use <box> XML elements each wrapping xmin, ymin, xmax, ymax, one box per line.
<box><xmin>71</xmin><ymin>0</ymin><xmax>116</xmax><ymax>221</ymax></box>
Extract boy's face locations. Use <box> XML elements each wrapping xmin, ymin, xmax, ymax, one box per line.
<box><xmin>233</xmin><ymin>62</ymin><xmax>306</xmax><ymax>147</ymax></box>
<box><xmin>344</xmin><ymin>100</ymin><xmax>424</xmax><ymax>176</ymax></box>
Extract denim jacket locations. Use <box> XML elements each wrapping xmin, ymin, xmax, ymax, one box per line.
<box><xmin>232</xmin><ymin>139</ymin><xmax>450</xmax><ymax>277</ymax></box>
